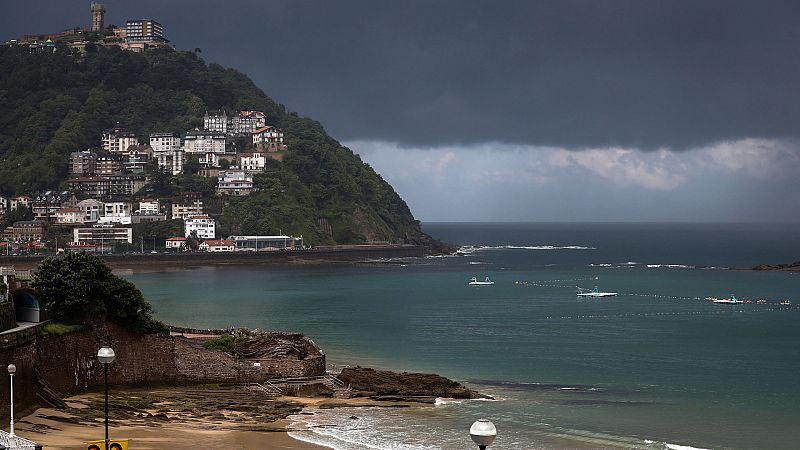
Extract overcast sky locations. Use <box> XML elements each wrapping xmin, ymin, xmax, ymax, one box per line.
<box><xmin>4</xmin><ymin>1</ymin><xmax>800</xmax><ymax>221</ymax></box>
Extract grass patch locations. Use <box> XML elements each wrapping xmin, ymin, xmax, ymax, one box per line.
<box><xmin>201</xmin><ymin>334</ymin><xmax>246</xmax><ymax>351</ymax></box>
<box><xmin>42</xmin><ymin>323</ymin><xmax>86</xmax><ymax>336</ymax></box>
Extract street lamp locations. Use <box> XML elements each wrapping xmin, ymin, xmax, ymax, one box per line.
<box><xmin>7</xmin><ymin>363</ymin><xmax>16</xmax><ymax>436</ymax></box>
<box><xmin>97</xmin><ymin>346</ymin><xmax>115</xmax><ymax>449</ymax></box>
<box><xmin>470</xmin><ymin>418</ymin><xmax>497</xmax><ymax>450</ymax></box>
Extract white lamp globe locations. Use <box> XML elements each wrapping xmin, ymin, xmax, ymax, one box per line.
<box><xmin>7</xmin><ymin>364</ymin><xmax>16</xmax><ymax>374</ymax></box>
<box><xmin>470</xmin><ymin>418</ymin><xmax>497</xmax><ymax>447</ymax></box>
<box><xmin>97</xmin><ymin>346</ymin><xmax>116</xmax><ymax>364</ymax></box>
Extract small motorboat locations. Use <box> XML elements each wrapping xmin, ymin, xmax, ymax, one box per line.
<box><xmin>577</xmin><ymin>286</ymin><xmax>618</xmax><ymax>297</ymax></box>
<box><xmin>712</xmin><ymin>295</ymin><xmax>743</xmax><ymax>304</ymax></box>
<box><xmin>469</xmin><ymin>276</ymin><xmax>495</xmax><ymax>286</ymax></box>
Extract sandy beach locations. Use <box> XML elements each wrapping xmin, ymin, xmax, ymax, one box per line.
<box><xmin>15</xmin><ymin>388</ymin><xmax>330</xmax><ymax>450</ymax></box>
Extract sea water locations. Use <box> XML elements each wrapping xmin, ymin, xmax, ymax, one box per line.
<box><xmin>124</xmin><ymin>223</ymin><xmax>800</xmax><ymax>449</ymax></box>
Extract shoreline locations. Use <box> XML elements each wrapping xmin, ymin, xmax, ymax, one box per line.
<box><xmin>16</xmin><ymin>388</ymin><xmax>334</xmax><ymax>450</ymax></box>
<box><xmin>0</xmin><ymin>245</ymin><xmax>430</xmax><ymax>270</ymax></box>
<box><xmin>15</xmin><ymin>386</ymin><xmax>458</xmax><ymax>450</ymax></box>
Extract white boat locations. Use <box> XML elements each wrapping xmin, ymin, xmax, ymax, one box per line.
<box><xmin>577</xmin><ymin>286</ymin><xmax>618</xmax><ymax>297</ymax></box>
<box><xmin>469</xmin><ymin>277</ymin><xmax>495</xmax><ymax>286</ymax></box>
<box><xmin>713</xmin><ymin>295</ymin><xmax>743</xmax><ymax>304</ymax></box>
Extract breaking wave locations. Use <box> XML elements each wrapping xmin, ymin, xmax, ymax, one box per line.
<box><xmin>458</xmin><ymin>244</ymin><xmax>596</xmax><ymax>254</ymax></box>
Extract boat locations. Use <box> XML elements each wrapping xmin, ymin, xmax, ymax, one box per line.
<box><xmin>469</xmin><ymin>277</ymin><xmax>494</xmax><ymax>286</ymax></box>
<box><xmin>712</xmin><ymin>295</ymin><xmax>743</xmax><ymax>304</ymax></box>
<box><xmin>576</xmin><ymin>286</ymin><xmax>618</xmax><ymax>297</ymax></box>
<box><xmin>779</xmin><ymin>299</ymin><xmax>791</xmax><ymax>305</ymax></box>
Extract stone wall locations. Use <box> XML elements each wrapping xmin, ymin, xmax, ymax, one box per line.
<box><xmin>0</xmin><ymin>323</ymin><xmax>326</xmax><ymax>423</ymax></box>
<box><xmin>0</xmin><ymin>302</ymin><xmax>17</xmax><ymax>332</ymax></box>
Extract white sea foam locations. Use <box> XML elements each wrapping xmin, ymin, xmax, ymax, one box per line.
<box><xmin>458</xmin><ymin>244</ymin><xmax>596</xmax><ymax>254</ymax></box>
<box><xmin>434</xmin><ymin>397</ymin><xmax>463</xmax><ymax>406</ymax></box>
<box><xmin>665</xmin><ymin>443</ymin><xmax>710</xmax><ymax>450</ymax></box>
<box><xmin>646</xmin><ymin>264</ymin><xmax>694</xmax><ymax>269</ymax></box>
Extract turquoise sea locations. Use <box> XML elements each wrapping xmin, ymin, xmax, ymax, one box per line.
<box><xmin>123</xmin><ymin>223</ymin><xmax>800</xmax><ymax>449</ymax></box>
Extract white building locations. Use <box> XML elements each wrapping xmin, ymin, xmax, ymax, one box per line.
<box><xmin>230</xmin><ymin>110</ymin><xmax>266</xmax><ymax>135</ymax></box>
<box><xmin>198</xmin><ymin>152</ymin><xmax>220</xmax><ymax>168</ymax></box>
<box><xmin>137</xmin><ymin>199</ymin><xmax>160</xmax><ymax>215</ymax></box>
<box><xmin>73</xmin><ymin>225</ymin><xmax>133</xmax><ymax>246</ymax></box>
<box><xmin>150</xmin><ymin>133</ymin><xmax>184</xmax><ymax>175</ymax></box>
<box><xmin>126</xmin><ymin>19</ymin><xmax>167</xmax><ymax>44</ymax></box>
<box><xmin>102</xmin><ymin>127</ymin><xmax>138</xmax><ymax>153</ymax></box>
<box><xmin>0</xmin><ymin>196</ymin><xmax>7</xmax><ymax>212</ymax></box>
<box><xmin>55</xmin><ymin>208</ymin><xmax>84</xmax><ymax>225</ymax></box>
<box><xmin>184</xmin><ymin>214</ymin><xmax>216</xmax><ymax>239</ymax></box>
<box><xmin>239</xmin><ymin>152</ymin><xmax>266</xmax><ymax>173</ymax></box>
<box><xmin>229</xmin><ymin>235</ymin><xmax>304</xmax><ymax>251</ymax></box>
<box><xmin>99</xmin><ymin>201</ymin><xmax>132</xmax><ymax>225</ymax></box>
<box><xmin>252</xmin><ymin>126</ymin><xmax>286</xmax><ymax>152</ymax></box>
<box><xmin>199</xmin><ymin>239</ymin><xmax>235</xmax><ymax>252</ymax></box>
<box><xmin>76</xmin><ymin>199</ymin><xmax>104</xmax><ymax>223</ymax></box>
<box><xmin>203</xmin><ymin>111</ymin><xmax>228</xmax><ymax>133</ymax></box>
<box><xmin>165</xmin><ymin>236</ymin><xmax>187</xmax><ymax>250</ymax></box>
<box><xmin>183</xmin><ymin>130</ymin><xmax>226</xmax><ymax>155</ymax></box>
<box><xmin>9</xmin><ymin>196</ymin><xmax>31</xmax><ymax>211</ymax></box>
<box><xmin>217</xmin><ymin>170</ymin><xmax>254</xmax><ymax>196</ymax></box>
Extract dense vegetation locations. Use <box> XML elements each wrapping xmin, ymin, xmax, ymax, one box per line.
<box><xmin>0</xmin><ymin>46</ymin><xmax>427</xmax><ymax>245</ymax></box>
<box><xmin>31</xmin><ymin>252</ymin><xmax>166</xmax><ymax>333</ymax></box>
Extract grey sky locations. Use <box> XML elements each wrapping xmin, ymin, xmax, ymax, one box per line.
<box><xmin>3</xmin><ymin>1</ymin><xmax>799</xmax><ymax>221</ymax></box>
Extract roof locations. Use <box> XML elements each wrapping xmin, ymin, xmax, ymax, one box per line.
<box><xmin>252</xmin><ymin>126</ymin><xmax>275</xmax><ymax>134</ymax></box>
<box><xmin>238</xmin><ymin>110</ymin><xmax>265</xmax><ymax>117</ymax></box>
<box><xmin>166</xmin><ymin>237</ymin><xmax>187</xmax><ymax>241</ymax></box>
<box><xmin>202</xmin><ymin>239</ymin><xmax>235</xmax><ymax>246</ymax></box>
<box><xmin>186</xmin><ymin>214</ymin><xmax>211</xmax><ymax>220</ymax></box>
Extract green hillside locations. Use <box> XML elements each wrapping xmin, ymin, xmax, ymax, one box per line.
<box><xmin>0</xmin><ymin>46</ymin><xmax>437</xmax><ymax>247</ymax></box>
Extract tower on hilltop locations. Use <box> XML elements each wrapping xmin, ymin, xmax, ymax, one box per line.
<box><xmin>91</xmin><ymin>2</ymin><xmax>106</xmax><ymax>32</ymax></box>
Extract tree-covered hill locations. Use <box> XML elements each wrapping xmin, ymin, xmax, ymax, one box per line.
<box><xmin>0</xmin><ymin>46</ymin><xmax>439</xmax><ymax>247</ymax></box>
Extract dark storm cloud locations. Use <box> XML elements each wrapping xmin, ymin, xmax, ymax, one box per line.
<box><xmin>4</xmin><ymin>1</ymin><xmax>800</xmax><ymax>149</ymax></box>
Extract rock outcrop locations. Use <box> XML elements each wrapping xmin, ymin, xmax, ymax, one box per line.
<box><xmin>752</xmin><ymin>261</ymin><xmax>800</xmax><ymax>272</ymax></box>
<box><xmin>338</xmin><ymin>367</ymin><xmax>481</xmax><ymax>402</ymax></box>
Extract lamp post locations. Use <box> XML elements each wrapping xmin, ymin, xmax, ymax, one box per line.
<box><xmin>470</xmin><ymin>418</ymin><xmax>497</xmax><ymax>450</ymax></box>
<box><xmin>97</xmin><ymin>346</ymin><xmax>115</xmax><ymax>449</ymax></box>
<box><xmin>7</xmin><ymin>363</ymin><xmax>15</xmax><ymax>436</ymax></box>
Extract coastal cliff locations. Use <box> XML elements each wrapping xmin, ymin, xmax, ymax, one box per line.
<box><xmin>0</xmin><ymin>46</ymin><xmax>443</xmax><ymax>249</ymax></box>
<box><xmin>0</xmin><ymin>322</ymin><xmax>326</xmax><ymax>423</ymax></box>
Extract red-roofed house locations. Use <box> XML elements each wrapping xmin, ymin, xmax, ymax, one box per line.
<box><xmin>199</xmin><ymin>239</ymin><xmax>235</xmax><ymax>252</ymax></box>
<box><xmin>252</xmin><ymin>126</ymin><xmax>287</xmax><ymax>153</ymax></box>
<box><xmin>165</xmin><ymin>236</ymin><xmax>187</xmax><ymax>250</ymax></box>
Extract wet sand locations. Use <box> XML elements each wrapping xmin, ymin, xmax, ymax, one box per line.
<box><xmin>15</xmin><ymin>388</ymin><xmax>330</xmax><ymax>450</ymax></box>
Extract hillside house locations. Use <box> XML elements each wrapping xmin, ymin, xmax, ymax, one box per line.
<box><xmin>77</xmin><ymin>199</ymin><xmax>104</xmax><ymax>223</ymax></box>
<box><xmin>252</xmin><ymin>126</ymin><xmax>287</xmax><ymax>152</ymax></box>
<box><xmin>69</xmin><ymin>150</ymin><xmax>97</xmax><ymax>176</ymax></box>
<box><xmin>184</xmin><ymin>214</ymin><xmax>215</xmax><ymax>239</ymax></box>
<box><xmin>171</xmin><ymin>192</ymin><xmax>203</xmax><ymax>219</ymax></box>
<box><xmin>54</xmin><ymin>208</ymin><xmax>84</xmax><ymax>225</ymax></box>
<box><xmin>102</xmin><ymin>126</ymin><xmax>138</xmax><ymax>153</ymax></box>
<box><xmin>239</xmin><ymin>152</ymin><xmax>266</xmax><ymax>172</ymax></box>
<box><xmin>217</xmin><ymin>170</ymin><xmax>254</xmax><ymax>196</ymax></box>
